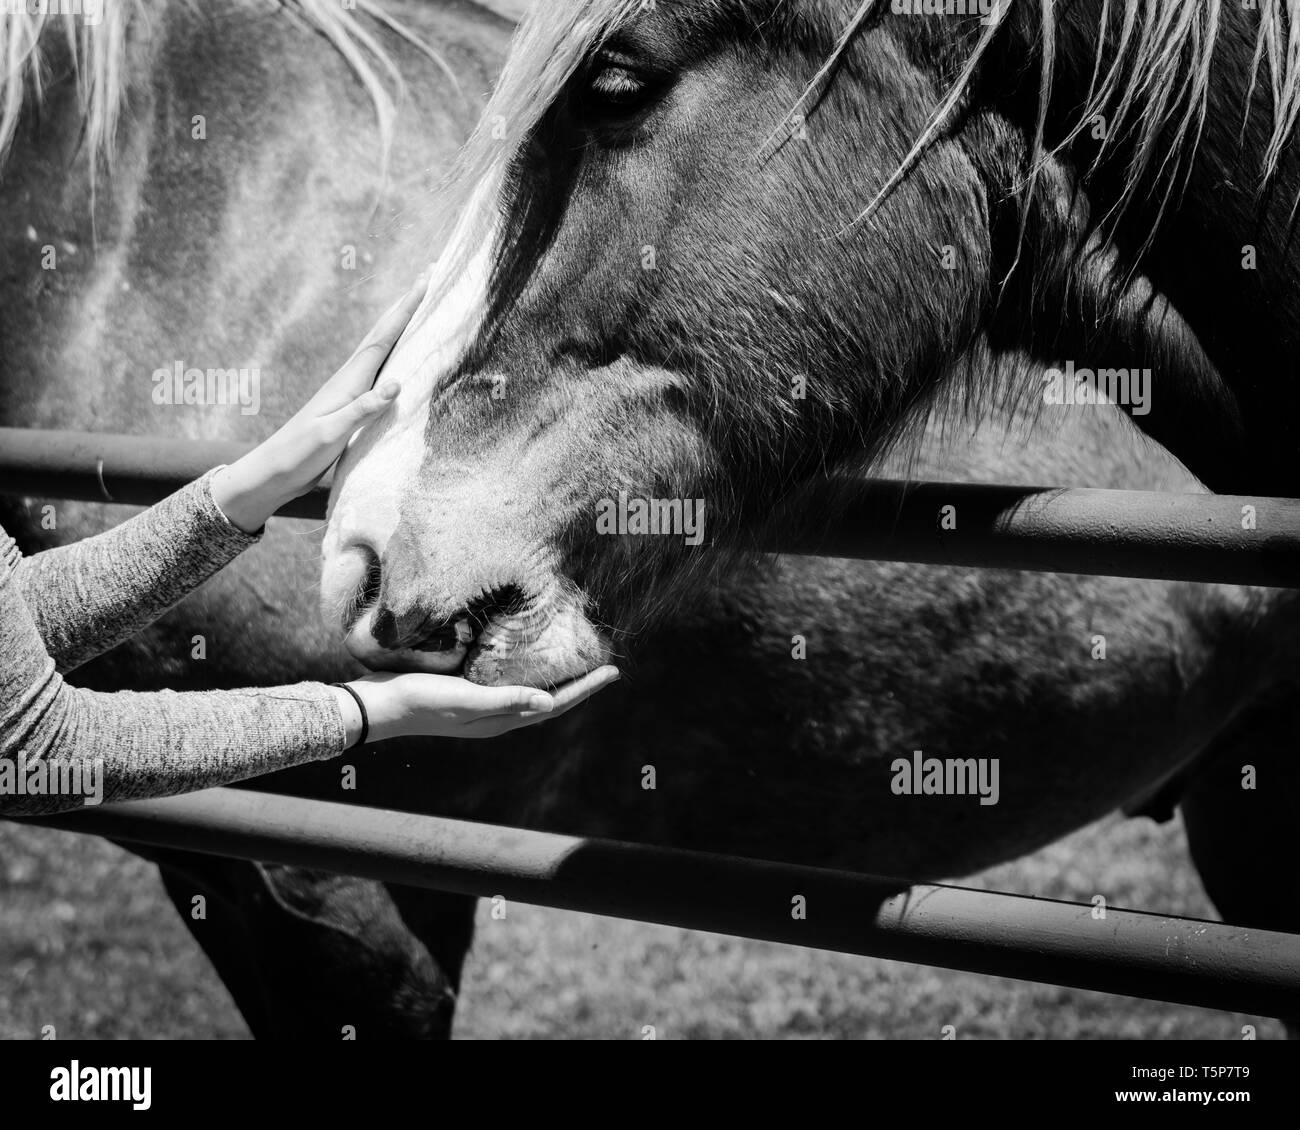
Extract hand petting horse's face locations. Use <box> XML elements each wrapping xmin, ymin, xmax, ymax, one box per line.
<box><xmin>322</xmin><ymin>1</ymin><xmax>992</xmax><ymax>686</ymax></box>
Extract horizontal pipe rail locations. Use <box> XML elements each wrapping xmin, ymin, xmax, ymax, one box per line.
<box><xmin>6</xmin><ymin>427</ymin><xmax>1298</xmax><ymax>1016</ymax></box>
<box><xmin>2</xmin><ymin>427</ymin><xmax>1298</xmax><ymax>587</ymax></box>
<box><xmin>0</xmin><ymin>428</ymin><xmax>330</xmax><ymax>520</ymax></box>
<box><xmin>21</xmin><ymin>789</ymin><xmax>1300</xmax><ymax>1018</ymax></box>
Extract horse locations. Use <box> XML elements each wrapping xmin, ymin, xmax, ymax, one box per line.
<box><xmin>1</xmin><ymin>0</ymin><xmax>1296</xmax><ymax>1040</ymax></box>
<box><xmin>320</xmin><ymin>0</ymin><xmax>1300</xmax><ymax>1028</ymax></box>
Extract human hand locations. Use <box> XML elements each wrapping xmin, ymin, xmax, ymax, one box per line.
<box><xmin>331</xmin><ymin>665</ymin><xmax>622</xmax><ymax>745</ymax></box>
<box><xmin>211</xmin><ymin>271</ymin><xmax>429</xmax><ymax>533</ymax></box>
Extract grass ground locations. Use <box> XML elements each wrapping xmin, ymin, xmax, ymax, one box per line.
<box><xmin>0</xmin><ymin>810</ymin><xmax>1280</xmax><ymax>1040</ymax></box>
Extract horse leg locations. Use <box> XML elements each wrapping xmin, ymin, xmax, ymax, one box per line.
<box><xmin>146</xmin><ymin>850</ymin><xmax>458</xmax><ymax>1039</ymax></box>
<box><xmin>1180</xmin><ymin>693</ymin><xmax>1300</xmax><ymax>1036</ymax></box>
<box><xmin>133</xmin><ymin>848</ymin><xmax>274</xmax><ymax>1037</ymax></box>
<box><xmin>241</xmin><ymin>864</ymin><xmax>458</xmax><ymax>1040</ymax></box>
<box><xmin>383</xmin><ymin>883</ymin><xmax>478</xmax><ymax>995</ymax></box>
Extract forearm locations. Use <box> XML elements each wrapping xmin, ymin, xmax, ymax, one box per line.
<box><xmin>1</xmin><ymin>574</ymin><xmax>354</xmax><ymax>816</ymax></box>
<box><xmin>16</xmin><ymin>469</ymin><xmax>260</xmax><ymax>673</ymax></box>
<box><xmin>1</xmin><ymin>675</ymin><xmax>350</xmax><ymax>817</ymax></box>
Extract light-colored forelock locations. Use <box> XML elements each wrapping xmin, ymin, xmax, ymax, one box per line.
<box><xmin>0</xmin><ymin>0</ymin><xmax>447</xmax><ymax>179</ymax></box>
<box><xmin>410</xmin><ymin>0</ymin><xmax>643</xmax><ymax>339</ymax></box>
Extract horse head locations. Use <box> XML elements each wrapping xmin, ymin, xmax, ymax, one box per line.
<box><xmin>320</xmin><ymin>0</ymin><xmax>1291</xmax><ymax>684</ymax></box>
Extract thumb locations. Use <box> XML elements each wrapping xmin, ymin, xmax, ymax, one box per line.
<box><xmin>471</xmin><ymin>685</ymin><xmax>555</xmax><ymax>715</ymax></box>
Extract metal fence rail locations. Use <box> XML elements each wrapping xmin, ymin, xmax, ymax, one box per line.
<box><xmin>2</xmin><ymin>427</ymin><xmax>1298</xmax><ymax>587</ymax></box>
<box><xmin>3</xmin><ymin>426</ymin><xmax>1300</xmax><ymax>1020</ymax></box>
<box><xmin>22</xmin><ymin>788</ymin><xmax>1300</xmax><ymax>1018</ymax></box>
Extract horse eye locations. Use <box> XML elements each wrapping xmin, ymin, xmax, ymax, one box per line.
<box><xmin>590</xmin><ymin>64</ymin><xmax>646</xmax><ymax>101</ymax></box>
<box><xmin>580</xmin><ymin>52</ymin><xmax>658</xmax><ymax>116</ymax></box>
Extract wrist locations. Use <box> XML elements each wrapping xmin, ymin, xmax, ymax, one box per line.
<box><xmin>211</xmin><ymin>457</ymin><xmax>289</xmax><ymax>534</ymax></box>
<box><xmin>345</xmin><ymin>678</ymin><xmax>408</xmax><ymax>744</ymax></box>
<box><xmin>329</xmin><ymin>684</ymin><xmax>366</xmax><ymax>749</ymax></box>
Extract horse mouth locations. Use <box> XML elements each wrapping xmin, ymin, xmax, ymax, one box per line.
<box><xmin>329</xmin><ymin>545</ymin><xmax>610</xmax><ymax>688</ymax></box>
<box><xmin>339</xmin><ymin>570</ymin><xmax>558</xmax><ymax>684</ymax></box>
<box><xmin>400</xmin><ymin>612</ymin><xmax>531</xmax><ymax>683</ymax></box>
<box><xmin>345</xmin><ymin>600</ymin><xmax>610</xmax><ymax>688</ymax></box>
<box><xmin>341</xmin><ymin>609</ymin><xmax>508</xmax><ymax>680</ymax></box>
<box><xmin>403</xmin><ymin>615</ymin><xmax>477</xmax><ymax>664</ymax></box>
<box><xmin>342</xmin><ymin>609</ymin><xmax>469</xmax><ymax>674</ymax></box>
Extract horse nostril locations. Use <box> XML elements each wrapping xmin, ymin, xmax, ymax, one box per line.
<box><xmin>359</xmin><ymin>550</ymin><xmax>382</xmax><ymax>607</ymax></box>
<box><xmin>371</xmin><ymin>605</ymin><xmax>401</xmax><ymax>650</ymax></box>
<box><xmin>341</xmin><ymin>545</ymin><xmax>383</xmax><ymax>634</ymax></box>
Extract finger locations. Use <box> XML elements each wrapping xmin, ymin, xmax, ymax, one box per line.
<box><xmin>346</xmin><ymin>271</ymin><xmax>433</xmax><ymax>374</ymax></box>
<box><xmin>463</xmin><ymin>669</ymin><xmax>621</xmax><ymax>735</ymax></box>
<box><xmin>488</xmin><ymin>671</ymin><xmax>620</xmax><ymax>730</ymax></box>
<box><xmin>318</xmin><ymin>379</ymin><xmax>401</xmax><ymax>442</ymax></box>
<box><xmin>311</xmin><ymin>272</ymin><xmax>433</xmax><ymax>410</ymax></box>
<box><xmin>474</xmin><ymin>667</ymin><xmax>619</xmax><ymax>720</ymax></box>
<box><xmin>367</xmin><ymin>269</ymin><xmax>434</xmax><ymax>340</ymax></box>
<box><xmin>544</xmin><ymin>665</ymin><xmax>622</xmax><ymax>717</ymax></box>
<box><xmin>458</xmin><ymin>683</ymin><xmax>555</xmax><ymax>716</ymax></box>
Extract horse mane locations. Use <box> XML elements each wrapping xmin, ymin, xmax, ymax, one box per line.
<box><xmin>830</xmin><ymin>0</ymin><xmax>1300</xmax><ymax>236</ymax></box>
<box><xmin>0</xmin><ymin>0</ymin><xmax>452</xmax><ymax>178</ymax></box>
<box><xmin>411</xmin><ymin>0</ymin><xmax>1300</xmax><ymax>362</ymax></box>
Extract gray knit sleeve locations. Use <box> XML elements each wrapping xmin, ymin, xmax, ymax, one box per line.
<box><xmin>0</xmin><ymin>552</ymin><xmax>347</xmax><ymax>816</ymax></box>
<box><xmin>14</xmin><ymin>469</ymin><xmax>261</xmax><ymax>673</ymax></box>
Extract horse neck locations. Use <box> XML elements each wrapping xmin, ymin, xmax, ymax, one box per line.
<box><xmin>982</xmin><ymin>2</ymin><xmax>1300</xmax><ymax>496</ymax></box>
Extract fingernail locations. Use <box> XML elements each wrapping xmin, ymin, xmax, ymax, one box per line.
<box><xmin>377</xmin><ymin>380</ymin><xmax>400</xmax><ymax>399</ymax></box>
<box><xmin>528</xmin><ymin>694</ymin><xmax>554</xmax><ymax>712</ymax></box>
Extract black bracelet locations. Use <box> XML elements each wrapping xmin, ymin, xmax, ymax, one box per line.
<box><xmin>331</xmin><ymin>683</ymin><xmax>369</xmax><ymax>749</ymax></box>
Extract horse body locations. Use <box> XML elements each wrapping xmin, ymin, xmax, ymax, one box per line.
<box><xmin>1</xmin><ymin>0</ymin><xmax>1298</xmax><ymax>1036</ymax></box>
